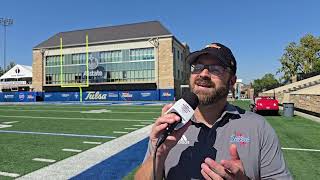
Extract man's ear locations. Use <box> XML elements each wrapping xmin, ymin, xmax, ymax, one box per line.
<box><xmin>229</xmin><ymin>75</ymin><xmax>237</xmax><ymax>86</ymax></box>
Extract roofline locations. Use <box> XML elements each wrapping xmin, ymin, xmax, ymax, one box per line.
<box><xmin>33</xmin><ymin>34</ymin><xmax>173</xmax><ymax>50</ymax></box>
<box><xmin>172</xmin><ymin>36</ymin><xmax>189</xmax><ymax>50</ymax></box>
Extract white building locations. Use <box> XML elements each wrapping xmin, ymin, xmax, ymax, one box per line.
<box><xmin>0</xmin><ymin>64</ymin><xmax>32</xmax><ymax>92</ymax></box>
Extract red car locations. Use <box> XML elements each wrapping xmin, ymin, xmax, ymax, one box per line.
<box><xmin>250</xmin><ymin>96</ymin><xmax>279</xmax><ymax>114</ymax></box>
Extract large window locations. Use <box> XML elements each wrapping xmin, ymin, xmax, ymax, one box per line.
<box><xmin>44</xmin><ymin>47</ymin><xmax>155</xmax><ymax>84</ymax></box>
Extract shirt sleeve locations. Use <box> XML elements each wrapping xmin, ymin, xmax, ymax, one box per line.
<box><xmin>260</xmin><ymin>120</ymin><xmax>293</xmax><ymax>180</ymax></box>
<box><xmin>142</xmin><ymin>139</ymin><xmax>153</xmax><ymax>163</ymax></box>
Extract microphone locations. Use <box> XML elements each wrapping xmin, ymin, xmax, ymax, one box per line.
<box><xmin>156</xmin><ymin>91</ymin><xmax>199</xmax><ymax>147</ymax></box>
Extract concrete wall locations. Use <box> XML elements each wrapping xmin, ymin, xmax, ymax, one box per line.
<box><xmin>158</xmin><ymin>38</ymin><xmax>174</xmax><ymax>90</ymax></box>
<box><xmin>32</xmin><ymin>50</ymin><xmax>43</xmax><ymax>92</ymax></box>
<box><xmin>290</xmin><ymin>94</ymin><xmax>320</xmax><ymax>114</ymax></box>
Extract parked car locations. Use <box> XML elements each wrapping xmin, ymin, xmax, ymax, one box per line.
<box><xmin>250</xmin><ymin>96</ymin><xmax>279</xmax><ymax>114</ymax></box>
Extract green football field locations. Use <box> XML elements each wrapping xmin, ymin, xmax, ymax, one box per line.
<box><xmin>0</xmin><ymin>101</ymin><xmax>319</xmax><ymax>179</ymax></box>
<box><xmin>0</xmin><ymin>104</ymin><xmax>162</xmax><ymax>179</ymax></box>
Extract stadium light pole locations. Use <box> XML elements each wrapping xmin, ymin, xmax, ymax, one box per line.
<box><xmin>0</xmin><ymin>17</ymin><xmax>14</xmax><ymax>70</ymax></box>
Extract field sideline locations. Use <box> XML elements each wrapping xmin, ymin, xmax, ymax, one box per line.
<box><xmin>0</xmin><ymin>101</ymin><xmax>319</xmax><ymax>179</ymax></box>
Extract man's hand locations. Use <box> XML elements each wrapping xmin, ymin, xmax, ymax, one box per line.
<box><xmin>201</xmin><ymin>144</ymin><xmax>248</xmax><ymax>180</ymax></box>
<box><xmin>150</xmin><ymin>103</ymin><xmax>191</xmax><ymax>158</ymax></box>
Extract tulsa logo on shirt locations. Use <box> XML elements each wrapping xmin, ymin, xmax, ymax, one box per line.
<box><xmin>230</xmin><ymin>131</ymin><xmax>250</xmax><ymax>146</ymax></box>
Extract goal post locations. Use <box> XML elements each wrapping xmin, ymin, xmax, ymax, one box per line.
<box><xmin>60</xmin><ymin>34</ymin><xmax>90</xmax><ymax>102</ymax></box>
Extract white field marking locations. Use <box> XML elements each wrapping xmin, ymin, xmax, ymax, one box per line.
<box><xmin>83</xmin><ymin>141</ymin><xmax>102</xmax><ymax>145</ymax></box>
<box><xmin>0</xmin><ymin>171</ymin><xmax>20</xmax><ymax>178</ymax></box>
<box><xmin>124</xmin><ymin>127</ymin><xmax>138</xmax><ymax>130</ymax></box>
<box><xmin>281</xmin><ymin>147</ymin><xmax>320</xmax><ymax>152</ymax></box>
<box><xmin>0</xmin><ymin>115</ymin><xmax>154</xmax><ymax>122</ymax></box>
<box><xmin>0</xmin><ymin>130</ymin><xmax>116</xmax><ymax>139</ymax></box>
<box><xmin>0</xmin><ymin>109</ymin><xmax>159</xmax><ymax>114</ymax></box>
<box><xmin>62</xmin><ymin>149</ymin><xmax>82</xmax><ymax>153</ymax></box>
<box><xmin>2</xmin><ymin>121</ymin><xmax>19</xmax><ymax>124</ymax></box>
<box><xmin>140</xmin><ymin>121</ymin><xmax>153</xmax><ymax>124</ymax></box>
<box><xmin>32</xmin><ymin>158</ymin><xmax>56</xmax><ymax>163</ymax></box>
<box><xmin>80</xmin><ymin>109</ymin><xmax>111</xmax><ymax>113</ymax></box>
<box><xmin>15</xmin><ymin>124</ymin><xmax>153</xmax><ymax>179</ymax></box>
<box><xmin>113</xmin><ymin>131</ymin><xmax>128</xmax><ymax>134</ymax></box>
<box><xmin>133</xmin><ymin>124</ymin><xmax>145</xmax><ymax>127</ymax></box>
<box><xmin>0</xmin><ymin>124</ymin><xmax>12</xmax><ymax>129</ymax></box>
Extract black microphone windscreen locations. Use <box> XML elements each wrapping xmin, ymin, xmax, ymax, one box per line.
<box><xmin>181</xmin><ymin>92</ymin><xmax>199</xmax><ymax>110</ymax></box>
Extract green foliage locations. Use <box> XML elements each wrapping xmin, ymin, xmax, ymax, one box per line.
<box><xmin>0</xmin><ymin>61</ymin><xmax>16</xmax><ymax>77</ymax></box>
<box><xmin>252</xmin><ymin>73</ymin><xmax>279</xmax><ymax>95</ymax></box>
<box><xmin>278</xmin><ymin>34</ymin><xmax>320</xmax><ymax>82</ymax></box>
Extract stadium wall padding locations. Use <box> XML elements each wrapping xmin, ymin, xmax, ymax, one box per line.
<box><xmin>0</xmin><ymin>89</ymin><xmax>175</xmax><ymax>102</ymax></box>
<box><xmin>42</xmin><ymin>89</ymin><xmax>174</xmax><ymax>102</ymax></box>
<box><xmin>0</xmin><ymin>92</ymin><xmax>37</xmax><ymax>102</ymax></box>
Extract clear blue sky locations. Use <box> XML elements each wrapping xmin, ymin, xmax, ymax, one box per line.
<box><xmin>0</xmin><ymin>0</ymin><xmax>319</xmax><ymax>83</ymax></box>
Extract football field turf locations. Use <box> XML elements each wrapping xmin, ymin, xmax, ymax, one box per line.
<box><xmin>0</xmin><ymin>101</ymin><xmax>319</xmax><ymax>179</ymax></box>
<box><xmin>0</xmin><ymin>104</ymin><xmax>162</xmax><ymax>179</ymax></box>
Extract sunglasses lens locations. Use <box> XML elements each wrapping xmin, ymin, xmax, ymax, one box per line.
<box><xmin>191</xmin><ymin>64</ymin><xmax>204</xmax><ymax>73</ymax></box>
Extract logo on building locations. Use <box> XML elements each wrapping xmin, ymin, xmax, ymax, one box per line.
<box><xmin>15</xmin><ymin>68</ymin><xmax>20</xmax><ymax>74</ymax></box>
<box><xmin>88</xmin><ymin>56</ymin><xmax>99</xmax><ymax>70</ymax></box>
<box><xmin>83</xmin><ymin>55</ymin><xmax>104</xmax><ymax>78</ymax></box>
<box><xmin>85</xmin><ymin>92</ymin><xmax>107</xmax><ymax>100</ymax></box>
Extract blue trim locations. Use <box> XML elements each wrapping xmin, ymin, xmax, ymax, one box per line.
<box><xmin>71</xmin><ymin>138</ymin><xmax>149</xmax><ymax>180</ymax></box>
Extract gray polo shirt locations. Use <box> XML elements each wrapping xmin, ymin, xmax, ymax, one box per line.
<box><xmin>144</xmin><ymin>103</ymin><xmax>292</xmax><ymax>180</ymax></box>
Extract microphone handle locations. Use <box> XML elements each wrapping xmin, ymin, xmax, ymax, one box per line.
<box><xmin>156</xmin><ymin>113</ymin><xmax>181</xmax><ymax>147</ymax></box>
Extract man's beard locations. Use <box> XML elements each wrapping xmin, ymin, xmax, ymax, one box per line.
<box><xmin>190</xmin><ymin>76</ymin><xmax>229</xmax><ymax>105</ymax></box>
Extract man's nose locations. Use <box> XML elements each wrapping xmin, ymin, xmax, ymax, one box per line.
<box><xmin>199</xmin><ymin>68</ymin><xmax>210</xmax><ymax>77</ymax></box>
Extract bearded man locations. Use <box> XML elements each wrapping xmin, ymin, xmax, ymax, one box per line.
<box><xmin>135</xmin><ymin>43</ymin><xmax>292</xmax><ymax>180</ymax></box>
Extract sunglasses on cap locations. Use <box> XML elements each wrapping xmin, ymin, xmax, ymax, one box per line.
<box><xmin>191</xmin><ymin>64</ymin><xmax>230</xmax><ymax>75</ymax></box>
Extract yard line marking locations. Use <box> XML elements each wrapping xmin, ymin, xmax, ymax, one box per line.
<box><xmin>0</xmin><ymin>124</ymin><xmax>12</xmax><ymax>129</ymax></box>
<box><xmin>0</xmin><ymin>171</ymin><xmax>20</xmax><ymax>178</ymax></box>
<box><xmin>83</xmin><ymin>141</ymin><xmax>102</xmax><ymax>145</ymax></box>
<box><xmin>80</xmin><ymin>109</ymin><xmax>111</xmax><ymax>113</ymax></box>
<box><xmin>113</xmin><ymin>131</ymin><xmax>128</xmax><ymax>134</ymax></box>
<box><xmin>2</xmin><ymin>121</ymin><xmax>19</xmax><ymax>124</ymax></box>
<box><xmin>32</xmin><ymin>158</ymin><xmax>56</xmax><ymax>163</ymax></box>
<box><xmin>133</xmin><ymin>125</ymin><xmax>145</xmax><ymax>127</ymax></box>
<box><xmin>62</xmin><ymin>149</ymin><xmax>82</xmax><ymax>153</ymax></box>
<box><xmin>0</xmin><ymin>130</ymin><xmax>116</xmax><ymax>139</ymax></box>
<box><xmin>0</xmin><ymin>109</ymin><xmax>160</xmax><ymax>114</ymax></box>
<box><xmin>140</xmin><ymin>122</ymin><xmax>153</xmax><ymax>124</ymax></box>
<box><xmin>282</xmin><ymin>147</ymin><xmax>320</xmax><ymax>152</ymax></box>
<box><xmin>124</xmin><ymin>127</ymin><xmax>138</xmax><ymax>130</ymax></box>
<box><xmin>0</xmin><ymin>115</ymin><xmax>154</xmax><ymax>122</ymax></box>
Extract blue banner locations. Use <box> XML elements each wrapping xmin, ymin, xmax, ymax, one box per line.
<box><xmin>44</xmin><ymin>92</ymin><xmax>80</xmax><ymax>101</ymax></box>
<box><xmin>159</xmin><ymin>89</ymin><xmax>174</xmax><ymax>101</ymax></box>
<box><xmin>0</xmin><ymin>92</ymin><xmax>37</xmax><ymax>102</ymax></box>
<box><xmin>118</xmin><ymin>90</ymin><xmax>159</xmax><ymax>101</ymax></box>
<box><xmin>83</xmin><ymin>91</ymin><xmax>118</xmax><ymax>101</ymax></box>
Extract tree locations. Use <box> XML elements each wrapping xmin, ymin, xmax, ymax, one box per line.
<box><xmin>252</xmin><ymin>73</ymin><xmax>279</xmax><ymax>96</ymax></box>
<box><xmin>0</xmin><ymin>61</ymin><xmax>16</xmax><ymax>77</ymax></box>
<box><xmin>278</xmin><ymin>34</ymin><xmax>320</xmax><ymax>82</ymax></box>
